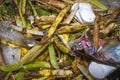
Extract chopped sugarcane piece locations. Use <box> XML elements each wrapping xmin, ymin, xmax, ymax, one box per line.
<box><xmin>5</xmin><ymin>72</ymin><xmax>12</xmax><ymax>80</ymax></box>
<box><xmin>11</xmin><ymin>0</ymin><xmax>22</xmax><ymax>27</ymax></box>
<box><xmin>10</xmin><ymin>25</ymin><xmax>44</xmax><ymax>35</ymax></box>
<box><xmin>0</xmin><ymin>0</ymin><xmax>120</xmax><ymax>79</ymax></box>
<box><xmin>21</xmin><ymin>0</ymin><xmax>26</xmax><ymax>14</ymax></box>
<box><xmin>24</xmin><ymin>71</ymin><xmax>40</xmax><ymax>79</ymax></box>
<box><xmin>0</xmin><ymin>63</ymin><xmax>22</xmax><ymax>72</ymax></box>
<box><xmin>41</xmin><ymin>24</ymin><xmax>51</xmax><ymax>29</ymax></box>
<box><xmin>21</xmin><ymin>41</ymin><xmax>51</xmax><ymax>64</ymax></box>
<box><xmin>57</xmin><ymin>25</ymin><xmax>85</xmax><ymax>34</ymax></box>
<box><xmin>100</xmin><ymin>23</ymin><xmax>116</xmax><ymax>38</ymax></box>
<box><xmin>54</xmin><ymin>39</ymin><xmax>70</xmax><ymax>54</ymax></box>
<box><xmin>39</xmin><ymin>16</ymin><xmax>56</xmax><ymax>22</ymax></box>
<box><xmin>40</xmin><ymin>5</ymin><xmax>70</xmax><ymax>44</ymax></box>
<box><xmin>62</xmin><ymin>0</ymin><xmax>74</xmax><ymax>4</ymax></box>
<box><xmin>63</xmin><ymin>3</ymin><xmax>78</xmax><ymax>24</ymax></box>
<box><xmin>104</xmin><ymin>7</ymin><xmax>120</xmax><ymax>26</ymax></box>
<box><xmin>87</xmin><ymin>0</ymin><xmax>108</xmax><ymax>11</ymax></box>
<box><xmin>48</xmin><ymin>44</ymin><xmax>59</xmax><ymax>69</ymax></box>
<box><xmin>39</xmin><ymin>69</ymin><xmax>73</xmax><ymax>77</ymax></box>
<box><xmin>77</xmin><ymin>63</ymin><xmax>94</xmax><ymax>80</ymax></box>
<box><xmin>29</xmin><ymin>41</ymin><xmax>51</xmax><ymax>63</ymax></box>
<box><xmin>28</xmin><ymin>0</ymin><xmax>39</xmax><ymax>19</ymax></box>
<box><xmin>93</xmin><ymin>15</ymin><xmax>100</xmax><ymax>50</ymax></box>
<box><xmin>47</xmin><ymin>5</ymin><xmax>70</xmax><ymax>37</ymax></box>
<box><xmin>49</xmin><ymin>0</ymin><xmax>67</xmax><ymax>9</ymax></box>
<box><xmin>15</xmin><ymin>72</ymin><xmax>24</xmax><ymax>80</ymax></box>
<box><xmin>57</xmin><ymin>34</ymin><xmax>70</xmax><ymax>49</ymax></box>
<box><xmin>31</xmin><ymin>69</ymin><xmax>73</xmax><ymax>79</ymax></box>
<box><xmin>19</xmin><ymin>0</ymin><xmax>26</xmax><ymax>27</ymax></box>
<box><xmin>20</xmin><ymin>45</ymin><xmax>41</xmax><ymax>64</ymax></box>
<box><xmin>24</xmin><ymin>61</ymin><xmax>51</xmax><ymax>70</ymax></box>
<box><xmin>35</xmin><ymin>50</ymin><xmax>49</xmax><ymax>61</ymax></box>
<box><xmin>36</xmin><ymin>0</ymin><xmax>60</xmax><ymax>13</ymax></box>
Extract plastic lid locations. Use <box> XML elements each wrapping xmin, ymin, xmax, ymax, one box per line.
<box><xmin>89</xmin><ymin>62</ymin><xmax>106</xmax><ymax>79</ymax></box>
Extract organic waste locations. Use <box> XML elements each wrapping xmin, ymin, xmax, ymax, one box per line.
<box><xmin>0</xmin><ymin>0</ymin><xmax>120</xmax><ymax>80</ymax></box>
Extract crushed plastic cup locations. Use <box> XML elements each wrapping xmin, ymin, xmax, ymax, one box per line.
<box><xmin>89</xmin><ymin>61</ymin><xmax>117</xmax><ymax>79</ymax></box>
<box><xmin>71</xmin><ymin>3</ymin><xmax>96</xmax><ymax>24</ymax></box>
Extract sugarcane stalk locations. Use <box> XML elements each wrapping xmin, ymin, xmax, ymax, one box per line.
<box><xmin>26</xmin><ymin>29</ymin><xmax>44</xmax><ymax>36</ymax></box>
<box><xmin>28</xmin><ymin>0</ymin><xmax>39</xmax><ymax>19</ymax></box>
<box><xmin>100</xmin><ymin>23</ymin><xmax>116</xmax><ymax>38</ymax></box>
<box><xmin>21</xmin><ymin>41</ymin><xmax>51</xmax><ymax>64</ymax></box>
<box><xmin>0</xmin><ymin>63</ymin><xmax>22</xmax><ymax>72</ymax></box>
<box><xmin>10</xmin><ymin>25</ymin><xmax>44</xmax><ymax>35</ymax></box>
<box><xmin>48</xmin><ymin>0</ymin><xmax>67</xmax><ymax>9</ymax></box>
<box><xmin>77</xmin><ymin>63</ymin><xmax>93</xmax><ymax>80</ymax></box>
<box><xmin>48</xmin><ymin>44</ymin><xmax>59</xmax><ymax>69</ymax></box>
<box><xmin>57</xmin><ymin>34</ymin><xmax>70</xmax><ymax>49</ymax></box>
<box><xmin>87</xmin><ymin>0</ymin><xmax>108</xmax><ymax>11</ymax></box>
<box><xmin>39</xmin><ymin>69</ymin><xmax>73</xmax><ymax>77</ymax></box>
<box><xmin>34</xmin><ymin>21</ymin><xmax>52</xmax><ymax>27</ymax></box>
<box><xmin>5</xmin><ymin>72</ymin><xmax>12</xmax><ymax>80</ymax></box>
<box><xmin>104</xmin><ymin>7</ymin><xmax>120</xmax><ymax>26</ymax></box>
<box><xmin>24</xmin><ymin>61</ymin><xmax>51</xmax><ymax>70</ymax></box>
<box><xmin>36</xmin><ymin>0</ymin><xmax>60</xmax><ymax>13</ymax></box>
<box><xmin>41</xmin><ymin>24</ymin><xmax>51</xmax><ymax>29</ymax></box>
<box><xmin>21</xmin><ymin>0</ymin><xmax>26</xmax><ymax>14</ymax></box>
<box><xmin>63</xmin><ymin>3</ymin><xmax>78</xmax><ymax>24</ymax></box>
<box><xmin>93</xmin><ymin>15</ymin><xmax>100</xmax><ymax>50</ymax></box>
<box><xmin>39</xmin><ymin>16</ymin><xmax>56</xmax><ymax>22</ymax></box>
<box><xmin>40</xmin><ymin>5</ymin><xmax>70</xmax><ymax>44</ymax></box>
<box><xmin>28</xmin><ymin>41</ymin><xmax>51</xmax><ymax>63</ymax></box>
<box><xmin>62</xmin><ymin>0</ymin><xmax>75</xmax><ymax>4</ymax></box>
<box><xmin>35</xmin><ymin>50</ymin><xmax>49</xmax><ymax>61</ymax></box>
<box><xmin>11</xmin><ymin>0</ymin><xmax>22</xmax><ymax>27</ymax></box>
<box><xmin>20</xmin><ymin>45</ymin><xmax>41</xmax><ymax>64</ymax></box>
<box><xmin>54</xmin><ymin>39</ymin><xmax>70</xmax><ymax>54</ymax></box>
<box><xmin>15</xmin><ymin>72</ymin><xmax>24</xmax><ymax>80</ymax></box>
<box><xmin>24</xmin><ymin>69</ymin><xmax>73</xmax><ymax>79</ymax></box>
<box><xmin>57</xmin><ymin>25</ymin><xmax>85</xmax><ymax>34</ymax></box>
<box><xmin>21</xmin><ymin>43</ymin><xmax>48</xmax><ymax>65</ymax></box>
<box><xmin>19</xmin><ymin>0</ymin><xmax>26</xmax><ymax>27</ymax></box>
<box><xmin>48</xmin><ymin>5</ymin><xmax>70</xmax><ymax>37</ymax></box>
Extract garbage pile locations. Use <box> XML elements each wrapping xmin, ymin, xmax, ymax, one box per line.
<box><xmin>0</xmin><ymin>0</ymin><xmax>120</xmax><ymax>80</ymax></box>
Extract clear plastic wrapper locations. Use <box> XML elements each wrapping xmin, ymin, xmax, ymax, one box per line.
<box><xmin>97</xmin><ymin>43</ymin><xmax>120</xmax><ymax>63</ymax></box>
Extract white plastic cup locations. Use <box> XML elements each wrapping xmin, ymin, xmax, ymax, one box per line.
<box><xmin>71</xmin><ymin>3</ymin><xmax>96</xmax><ymax>24</ymax></box>
<box><xmin>89</xmin><ymin>61</ymin><xmax>116</xmax><ymax>79</ymax></box>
